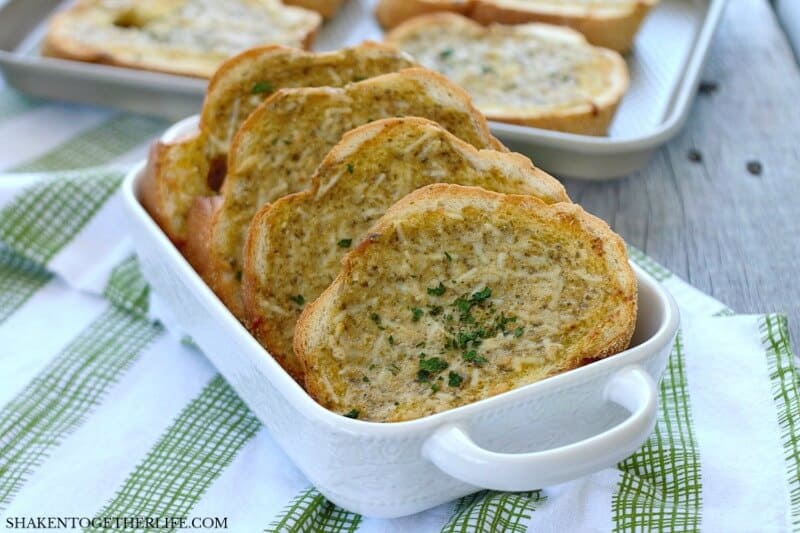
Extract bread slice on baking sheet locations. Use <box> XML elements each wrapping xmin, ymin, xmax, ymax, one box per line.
<box><xmin>204</xmin><ymin>67</ymin><xmax>506</xmax><ymax>319</ymax></box>
<box><xmin>470</xmin><ymin>0</ymin><xmax>658</xmax><ymax>53</ymax></box>
<box><xmin>295</xmin><ymin>184</ymin><xmax>637</xmax><ymax>421</ymax></box>
<box><xmin>242</xmin><ymin>117</ymin><xmax>568</xmax><ymax>380</ymax></box>
<box><xmin>42</xmin><ymin>0</ymin><xmax>322</xmax><ymax>77</ymax></box>
<box><xmin>140</xmin><ymin>43</ymin><xmax>416</xmax><ymax>246</ymax></box>
<box><xmin>375</xmin><ymin>0</ymin><xmax>657</xmax><ymax>52</ymax></box>
<box><xmin>385</xmin><ymin>13</ymin><xmax>628</xmax><ymax>135</ymax></box>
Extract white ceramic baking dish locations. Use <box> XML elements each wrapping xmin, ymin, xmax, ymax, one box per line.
<box><xmin>121</xmin><ymin>120</ymin><xmax>679</xmax><ymax>518</ymax></box>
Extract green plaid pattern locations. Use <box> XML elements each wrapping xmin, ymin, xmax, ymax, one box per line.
<box><xmin>0</xmin><ymin>307</ymin><xmax>161</xmax><ymax>511</ymax></box>
<box><xmin>627</xmin><ymin>247</ymin><xmax>672</xmax><ymax>282</ymax></box>
<box><xmin>441</xmin><ymin>491</ymin><xmax>545</xmax><ymax>533</ymax></box>
<box><xmin>90</xmin><ymin>375</ymin><xmax>261</xmax><ymax>531</ymax></box>
<box><xmin>761</xmin><ymin>314</ymin><xmax>800</xmax><ymax>527</ymax></box>
<box><xmin>267</xmin><ymin>487</ymin><xmax>362</xmax><ymax>533</ymax></box>
<box><xmin>0</xmin><ymin>247</ymin><xmax>51</xmax><ymax>323</ymax></box>
<box><xmin>0</xmin><ymin>90</ymin><xmax>40</xmax><ymax>123</ymax></box>
<box><xmin>11</xmin><ymin>114</ymin><xmax>165</xmax><ymax>173</ymax></box>
<box><xmin>103</xmin><ymin>255</ymin><xmax>150</xmax><ymax>319</ymax></box>
<box><xmin>0</xmin><ymin>169</ymin><xmax>122</xmax><ymax>265</ymax></box>
<box><xmin>612</xmin><ymin>333</ymin><xmax>702</xmax><ymax>532</ymax></box>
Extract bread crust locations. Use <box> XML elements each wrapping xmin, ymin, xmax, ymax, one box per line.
<box><xmin>208</xmin><ymin>67</ymin><xmax>506</xmax><ymax>320</ymax></box>
<box><xmin>375</xmin><ymin>0</ymin><xmax>656</xmax><ymax>53</ymax></box>
<box><xmin>242</xmin><ymin>117</ymin><xmax>567</xmax><ymax>381</ymax></box>
<box><xmin>385</xmin><ymin>14</ymin><xmax>629</xmax><ymax>135</ymax></box>
<box><xmin>295</xmin><ymin>184</ymin><xmax>637</xmax><ymax>422</ymax></box>
<box><xmin>471</xmin><ymin>0</ymin><xmax>657</xmax><ymax>53</ymax></box>
<box><xmin>376</xmin><ymin>0</ymin><xmax>472</xmax><ymax>29</ymax></box>
<box><xmin>42</xmin><ymin>0</ymin><xmax>322</xmax><ymax>78</ymax></box>
<box><xmin>182</xmin><ymin>195</ymin><xmax>223</xmax><ymax>282</ymax></box>
<box><xmin>284</xmin><ymin>0</ymin><xmax>344</xmax><ymax>18</ymax></box>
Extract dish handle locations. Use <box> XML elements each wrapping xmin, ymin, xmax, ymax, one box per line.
<box><xmin>421</xmin><ymin>365</ymin><xmax>657</xmax><ymax>491</ymax></box>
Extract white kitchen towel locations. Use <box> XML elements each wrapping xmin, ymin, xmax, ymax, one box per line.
<box><xmin>0</xmin><ymin>90</ymin><xmax>798</xmax><ymax>532</ymax></box>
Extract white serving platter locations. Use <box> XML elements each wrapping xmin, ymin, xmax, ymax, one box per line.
<box><xmin>0</xmin><ymin>0</ymin><xmax>727</xmax><ymax>178</ymax></box>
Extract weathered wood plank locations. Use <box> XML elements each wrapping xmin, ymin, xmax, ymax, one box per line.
<box><xmin>563</xmin><ymin>0</ymin><xmax>800</xmax><ymax>349</ymax></box>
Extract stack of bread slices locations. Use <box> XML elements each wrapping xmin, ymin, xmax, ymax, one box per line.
<box><xmin>143</xmin><ymin>43</ymin><xmax>638</xmax><ymax>422</ymax></box>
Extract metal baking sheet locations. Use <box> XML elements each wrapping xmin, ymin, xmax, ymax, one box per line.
<box><xmin>0</xmin><ymin>0</ymin><xmax>727</xmax><ymax>179</ymax></box>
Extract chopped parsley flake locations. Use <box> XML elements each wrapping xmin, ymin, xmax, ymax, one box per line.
<box><xmin>514</xmin><ymin>327</ymin><xmax>524</xmax><ymax>337</ymax></box>
<box><xmin>362</xmin><ymin>375</ymin><xmax>370</xmax><ymax>383</ymax></box>
<box><xmin>448</xmin><ymin>371</ymin><xmax>463</xmax><ymax>387</ymax></box>
<box><xmin>463</xmin><ymin>350</ymin><xmax>487</xmax><ymax>365</ymax></box>
<box><xmin>429</xmin><ymin>305</ymin><xmax>443</xmax><ymax>316</ymax></box>
<box><xmin>431</xmin><ymin>383</ymin><xmax>440</xmax><ymax>393</ymax></box>
<box><xmin>370</xmin><ymin>313</ymin><xmax>381</xmax><ymax>325</ymax></box>
<box><xmin>338</xmin><ymin>238</ymin><xmax>352</xmax><ymax>248</ymax></box>
<box><xmin>252</xmin><ymin>81</ymin><xmax>274</xmax><ymax>94</ymax></box>
<box><xmin>289</xmin><ymin>294</ymin><xmax>304</xmax><ymax>306</ymax></box>
<box><xmin>347</xmin><ymin>163</ymin><xmax>354</xmax><ymax>174</ymax></box>
<box><xmin>389</xmin><ymin>363</ymin><xmax>401</xmax><ymax>376</ymax></box>
<box><xmin>388</xmin><ymin>335</ymin><xmax>395</xmax><ymax>345</ymax></box>
<box><xmin>471</xmin><ymin>287</ymin><xmax>492</xmax><ymax>303</ymax></box>
<box><xmin>444</xmin><ymin>251</ymin><xmax>452</xmax><ymax>262</ymax></box>
<box><xmin>427</xmin><ymin>282</ymin><xmax>446</xmax><ymax>296</ymax></box>
<box><xmin>411</xmin><ymin>307</ymin><xmax>424</xmax><ymax>322</ymax></box>
<box><xmin>454</xmin><ymin>297</ymin><xmax>472</xmax><ymax>315</ymax></box>
<box><xmin>353</xmin><ymin>75</ymin><xmax>367</xmax><ymax>82</ymax></box>
<box><xmin>417</xmin><ymin>355</ymin><xmax>449</xmax><ymax>382</ymax></box>
<box><xmin>439</xmin><ymin>48</ymin><xmax>454</xmax><ymax>60</ymax></box>
<box><xmin>344</xmin><ymin>409</ymin><xmax>359</xmax><ymax>419</ymax></box>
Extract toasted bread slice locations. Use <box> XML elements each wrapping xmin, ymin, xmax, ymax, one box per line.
<box><xmin>42</xmin><ymin>0</ymin><xmax>322</xmax><ymax>78</ymax></box>
<box><xmin>471</xmin><ymin>0</ymin><xmax>658</xmax><ymax>53</ymax></box>
<box><xmin>285</xmin><ymin>0</ymin><xmax>344</xmax><ymax>18</ymax></box>
<box><xmin>140</xmin><ymin>43</ymin><xmax>416</xmax><ymax>245</ymax></box>
<box><xmin>375</xmin><ymin>0</ymin><xmax>657</xmax><ymax>52</ymax></box>
<box><xmin>376</xmin><ymin>0</ymin><xmax>472</xmax><ymax>29</ymax></box>
<box><xmin>385</xmin><ymin>14</ymin><xmax>628</xmax><ymax>135</ymax></box>
<box><xmin>242</xmin><ymin>117</ymin><xmax>568</xmax><ymax>380</ymax></box>
<box><xmin>207</xmin><ymin>68</ymin><xmax>506</xmax><ymax>319</ymax></box>
<box><xmin>295</xmin><ymin>184</ymin><xmax>637</xmax><ymax>422</ymax></box>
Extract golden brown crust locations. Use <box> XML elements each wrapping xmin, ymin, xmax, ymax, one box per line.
<box><xmin>295</xmin><ymin>184</ymin><xmax>637</xmax><ymax>422</ymax></box>
<box><xmin>42</xmin><ymin>0</ymin><xmax>322</xmax><ymax>78</ymax></box>
<box><xmin>375</xmin><ymin>0</ymin><xmax>656</xmax><ymax>53</ymax></box>
<box><xmin>242</xmin><ymin>117</ymin><xmax>567</xmax><ymax>381</ymax></box>
<box><xmin>470</xmin><ymin>0</ymin><xmax>657</xmax><ymax>53</ymax></box>
<box><xmin>376</xmin><ymin>0</ymin><xmax>473</xmax><ymax>29</ymax></box>
<box><xmin>139</xmin><ymin>141</ymin><xmax>174</xmax><ymax>242</ymax></box>
<box><xmin>284</xmin><ymin>0</ymin><xmax>344</xmax><ymax>18</ymax></box>
<box><xmin>182</xmin><ymin>195</ymin><xmax>223</xmax><ymax>282</ymax></box>
<box><xmin>385</xmin><ymin>13</ymin><xmax>629</xmax><ymax>135</ymax></box>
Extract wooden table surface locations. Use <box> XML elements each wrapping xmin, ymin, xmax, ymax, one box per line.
<box><xmin>563</xmin><ymin>0</ymin><xmax>800</xmax><ymax>350</ymax></box>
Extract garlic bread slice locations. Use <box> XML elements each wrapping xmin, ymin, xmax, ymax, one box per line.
<box><xmin>208</xmin><ymin>68</ymin><xmax>505</xmax><ymax>318</ymax></box>
<box><xmin>471</xmin><ymin>0</ymin><xmax>658</xmax><ymax>53</ymax></box>
<box><xmin>43</xmin><ymin>0</ymin><xmax>322</xmax><ymax>77</ymax></box>
<box><xmin>295</xmin><ymin>184</ymin><xmax>637</xmax><ymax>422</ymax></box>
<box><xmin>243</xmin><ymin>117</ymin><xmax>567</xmax><ymax>380</ymax></box>
<box><xmin>385</xmin><ymin>13</ymin><xmax>628</xmax><ymax>135</ymax></box>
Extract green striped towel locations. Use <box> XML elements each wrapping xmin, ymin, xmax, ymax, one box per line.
<box><xmin>0</xmin><ymin>87</ymin><xmax>798</xmax><ymax>532</ymax></box>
